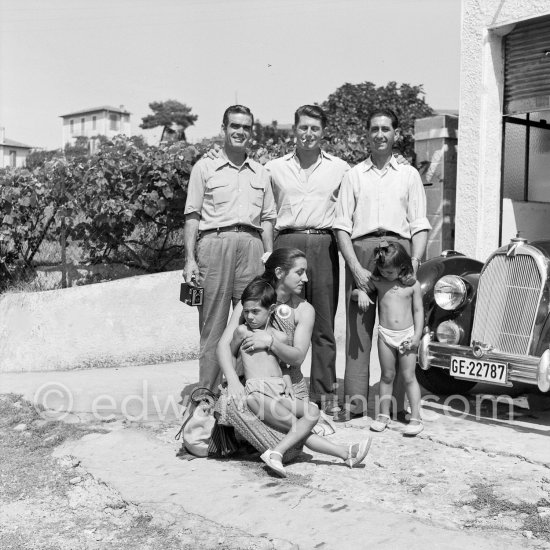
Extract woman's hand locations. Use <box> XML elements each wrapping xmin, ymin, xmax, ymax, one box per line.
<box><xmin>241</xmin><ymin>331</ymin><xmax>272</xmax><ymax>353</ymax></box>
<box><xmin>226</xmin><ymin>381</ymin><xmax>247</xmax><ymax>411</ymax></box>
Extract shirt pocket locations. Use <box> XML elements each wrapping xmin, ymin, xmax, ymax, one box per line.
<box><xmin>208</xmin><ymin>180</ymin><xmax>232</xmax><ymax>207</ymax></box>
<box><xmin>250</xmin><ymin>179</ymin><xmax>265</xmax><ymax>208</ymax></box>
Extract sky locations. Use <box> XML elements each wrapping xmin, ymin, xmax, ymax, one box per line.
<box><xmin>0</xmin><ymin>0</ymin><xmax>462</xmax><ymax>150</ymax></box>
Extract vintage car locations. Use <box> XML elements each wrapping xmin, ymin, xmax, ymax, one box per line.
<box><xmin>416</xmin><ymin>236</ymin><xmax>550</xmax><ymax>395</ymax></box>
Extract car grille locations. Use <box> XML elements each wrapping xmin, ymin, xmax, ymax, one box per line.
<box><xmin>470</xmin><ymin>252</ymin><xmax>544</xmax><ymax>355</ymax></box>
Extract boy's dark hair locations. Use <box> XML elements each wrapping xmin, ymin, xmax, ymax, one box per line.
<box><xmin>373</xmin><ymin>241</ymin><xmax>415</xmax><ymax>285</ymax></box>
<box><xmin>222</xmin><ymin>105</ymin><xmax>254</xmax><ymax>127</ymax></box>
<box><xmin>262</xmin><ymin>247</ymin><xmax>306</xmax><ymax>289</ymax></box>
<box><xmin>241</xmin><ymin>276</ymin><xmax>277</xmax><ymax>309</ymax></box>
<box><xmin>294</xmin><ymin>104</ymin><xmax>327</xmax><ymax>128</ymax></box>
<box><xmin>367</xmin><ymin>108</ymin><xmax>399</xmax><ymax>130</ymax></box>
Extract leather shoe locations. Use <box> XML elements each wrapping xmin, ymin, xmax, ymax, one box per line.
<box><xmin>333</xmin><ymin>410</ymin><xmax>364</xmax><ymax>423</ymax></box>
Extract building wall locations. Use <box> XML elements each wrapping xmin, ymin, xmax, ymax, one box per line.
<box><xmin>456</xmin><ymin>0</ymin><xmax>550</xmax><ymax>260</ymax></box>
<box><xmin>414</xmin><ymin>115</ymin><xmax>458</xmax><ymax>258</ymax></box>
<box><xmin>61</xmin><ymin>111</ymin><xmax>131</xmax><ymax>148</ymax></box>
<box><xmin>0</xmin><ymin>146</ymin><xmax>30</xmax><ymax>168</ymax></box>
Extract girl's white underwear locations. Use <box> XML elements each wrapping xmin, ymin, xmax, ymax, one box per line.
<box><xmin>378</xmin><ymin>325</ymin><xmax>414</xmax><ymax>349</ymax></box>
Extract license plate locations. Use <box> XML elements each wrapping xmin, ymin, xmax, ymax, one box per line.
<box><xmin>450</xmin><ymin>356</ymin><xmax>508</xmax><ymax>385</ymax></box>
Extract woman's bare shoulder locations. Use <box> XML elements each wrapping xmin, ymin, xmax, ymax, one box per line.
<box><xmin>294</xmin><ymin>298</ymin><xmax>315</xmax><ymax>319</ymax></box>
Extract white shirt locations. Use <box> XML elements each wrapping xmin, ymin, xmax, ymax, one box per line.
<box><xmin>333</xmin><ymin>156</ymin><xmax>431</xmax><ymax>239</ymax></box>
<box><xmin>266</xmin><ymin>150</ymin><xmax>350</xmax><ymax>230</ymax></box>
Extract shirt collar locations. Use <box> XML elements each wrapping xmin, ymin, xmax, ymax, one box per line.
<box><xmin>362</xmin><ymin>155</ymin><xmax>399</xmax><ymax>172</ymax></box>
<box><xmin>214</xmin><ymin>150</ymin><xmax>256</xmax><ymax>172</ymax></box>
<box><xmin>284</xmin><ymin>149</ymin><xmax>332</xmax><ymax>163</ymax></box>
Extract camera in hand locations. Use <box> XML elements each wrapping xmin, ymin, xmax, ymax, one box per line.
<box><xmin>180</xmin><ymin>276</ymin><xmax>204</xmax><ymax>306</ymax></box>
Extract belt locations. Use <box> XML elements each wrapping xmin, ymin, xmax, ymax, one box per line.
<box><xmin>278</xmin><ymin>228</ymin><xmax>332</xmax><ymax>235</ymax></box>
<box><xmin>363</xmin><ymin>230</ymin><xmax>402</xmax><ymax>238</ymax></box>
<box><xmin>200</xmin><ymin>225</ymin><xmax>259</xmax><ymax>237</ymax></box>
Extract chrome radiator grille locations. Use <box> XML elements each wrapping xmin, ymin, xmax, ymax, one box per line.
<box><xmin>470</xmin><ymin>253</ymin><xmax>543</xmax><ymax>355</ymax></box>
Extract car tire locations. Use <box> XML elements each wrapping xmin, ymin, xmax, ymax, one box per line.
<box><xmin>415</xmin><ymin>365</ymin><xmax>477</xmax><ymax>395</ymax></box>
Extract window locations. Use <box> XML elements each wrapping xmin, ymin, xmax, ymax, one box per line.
<box><xmin>9</xmin><ymin>150</ymin><xmax>16</xmax><ymax>168</ymax></box>
<box><xmin>501</xmin><ymin>15</ymin><xmax>550</xmax><ymax>203</ymax></box>
<box><xmin>92</xmin><ymin>115</ymin><xmax>97</xmax><ymax>130</ymax></box>
<box><xmin>109</xmin><ymin>114</ymin><xmax>118</xmax><ymax>131</ymax></box>
<box><xmin>503</xmin><ymin>114</ymin><xmax>550</xmax><ymax>203</ymax></box>
<box><xmin>70</xmin><ymin>119</ymin><xmax>74</xmax><ymax>134</ymax></box>
<box><xmin>81</xmin><ymin>118</ymin><xmax>85</xmax><ymax>134</ymax></box>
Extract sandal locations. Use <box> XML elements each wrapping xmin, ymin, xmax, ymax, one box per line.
<box><xmin>345</xmin><ymin>437</ymin><xmax>373</xmax><ymax>468</ymax></box>
<box><xmin>403</xmin><ymin>419</ymin><xmax>424</xmax><ymax>437</ymax></box>
<box><xmin>370</xmin><ymin>414</ymin><xmax>391</xmax><ymax>432</ymax></box>
<box><xmin>260</xmin><ymin>449</ymin><xmax>286</xmax><ymax>477</ymax></box>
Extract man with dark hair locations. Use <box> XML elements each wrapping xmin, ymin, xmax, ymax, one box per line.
<box><xmin>183</xmin><ymin>105</ymin><xmax>276</xmax><ymax>392</ymax></box>
<box><xmin>334</xmin><ymin>108</ymin><xmax>431</xmax><ymax>421</ymax></box>
<box><xmin>266</xmin><ymin>104</ymin><xmax>349</xmax><ymax>414</ymax></box>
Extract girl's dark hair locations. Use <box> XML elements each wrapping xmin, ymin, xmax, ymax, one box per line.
<box><xmin>240</xmin><ymin>276</ymin><xmax>277</xmax><ymax>309</ymax></box>
<box><xmin>262</xmin><ymin>247</ymin><xmax>306</xmax><ymax>288</ymax></box>
<box><xmin>373</xmin><ymin>241</ymin><xmax>415</xmax><ymax>285</ymax></box>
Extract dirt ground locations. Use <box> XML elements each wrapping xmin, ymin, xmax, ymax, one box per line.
<box><xmin>0</xmin><ymin>394</ymin><xmax>288</xmax><ymax>550</ymax></box>
<box><xmin>3</xmin><ymin>390</ymin><xmax>550</xmax><ymax>550</ymax></box>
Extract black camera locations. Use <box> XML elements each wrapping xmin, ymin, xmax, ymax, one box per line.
<box><xmin>180</xmin><ymin>277</ymin><xmax>204</xmax><ymax>307</ymax></box>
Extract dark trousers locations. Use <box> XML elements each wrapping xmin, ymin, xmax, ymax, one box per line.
<box><xmin>196</xmin><ymin>231</ymin><xmax>264</xmax><ymax>392</ymax></box>
<box><xmin>275</xmin><ymin>232</ymin><xmax>339</xmax><ymax>402</ymax></box>
<box><xmin>344</xmin><ymin>235</ymin><xmax>410</xmax><ymax>414</ymax></box>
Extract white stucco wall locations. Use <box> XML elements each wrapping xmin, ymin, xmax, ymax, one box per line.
<box><xmin>0</xmin><ymin>146</ymin><xmax>30</xmax><ymax>168</ymax></box>
<box><xmin>0</xmin><ymin>271</ymin><xmax>198</xmax><ymax>372</ymax></box>
<box><xmin>456</xmin><ymin>0</ymin><xmax>550</xmax><ymax>260</ymax></box>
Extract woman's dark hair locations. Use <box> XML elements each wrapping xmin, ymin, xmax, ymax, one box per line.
<box><xmin>241</xmin><ymin>276</ymin><xmax>277</xmax><ymax>309</ymax></box>
<box><xmin>262</xmin><ymin>247</ymin><xmax>306</xmax><ymax>289</ymax></box>
<box><xmin>373</xmin><ymin>241</ymin><xmax>415</xmax><ymax>285</ymax></box>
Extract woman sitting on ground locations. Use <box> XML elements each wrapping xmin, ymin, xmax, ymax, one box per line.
<box><xmin>217</xmin><ymin>248</ymin><xmax>372</xmax><ymax>477</ymax></box>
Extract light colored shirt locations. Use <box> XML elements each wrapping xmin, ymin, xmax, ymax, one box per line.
<box><xmin>265</xmin><ymin>150</ymin><xmax>350</xmax><ymax>230</ymax></box>
<box><xmin>333</xmin><ymin>156</ymin><xmax>431</xmax><ymax>239</ymax></box>
<box><xmin>185</xmin><ymin>154</ymin><xmax>277</xmax><ymax>231</ymax></box>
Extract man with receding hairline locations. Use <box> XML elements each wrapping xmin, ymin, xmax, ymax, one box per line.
<box><xmin>183</xmin><ymin>104</ymin><xmax>276</xmax><ymax>393</ymax></box>
<box><xmin>334</xmin><ymin>107</ymin><xmax>430</xmax><ymax>421</ymax></box>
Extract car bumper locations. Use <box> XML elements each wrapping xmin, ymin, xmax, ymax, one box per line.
<box><xmin>418</xmin><ymin>333</ymin><xmax>550</xmax><ymax>391</ymax></box>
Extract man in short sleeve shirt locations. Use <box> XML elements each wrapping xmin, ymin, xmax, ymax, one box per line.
<box><xmin>183</xmin><ymin>105</ymin><xmax>276</xmax><ymax>392</ymax></box>
<box><xmin>266</xmin><ymin>105</ymin><xmax>350</xmax><ymax>413</ymax></box>
<box><xmin>334</xmin><ymin>108</ymin><xmax>431</xmax><ymax>419</ymax></box>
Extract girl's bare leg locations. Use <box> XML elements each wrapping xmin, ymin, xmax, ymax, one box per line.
<box><xmin>377</xmin><ymin>338</ymin><xmax>398</xmax><ymax>417</ymax></box>
<box><xmin>247</xmin><ymin>395</ymin><xmax>351</xmax><ymax>460</ymax></box>
<box><xmin>399</xmin><ymin>351</ymin><xmax>422</xmax><ymax>420</ymax></box>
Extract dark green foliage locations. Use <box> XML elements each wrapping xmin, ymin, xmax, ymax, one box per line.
<box><xmin>321</xmin><ymin>81</ymin><xmax>435</xmax><ymax>164</ymax></box>
<box><xmin>0</xmin><ymin>136</ymin><xmax>206</xmax><ymax>280</ymax></box>
<box><xmin>140</xmin><ymin>100</ymin><xmax>198</xmax><ymax>142</ymax></box>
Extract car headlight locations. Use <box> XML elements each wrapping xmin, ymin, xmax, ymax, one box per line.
<box><xmin>434</xmin><ymin>275</ymin><xmax>468</xmax><ymax>311</ymax></box>
<box><xmin>435</xmin><ymin>320</ymin><xmax>464</xmax><ymax>344</ymax></box>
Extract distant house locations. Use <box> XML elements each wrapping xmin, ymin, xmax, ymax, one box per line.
<box><xmin>60</xmin><ymin>105</ymin><xmax>131</xmax><ymax>153</ymax></box>
<box><xmin>0</xmin><ymin>128</ymin><xmax>33</xmax><ymax>168</ymax></box>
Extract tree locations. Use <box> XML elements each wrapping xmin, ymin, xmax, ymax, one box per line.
<box><xmin>321</xmin><ymin>81</ymin><xmax>435</xmax><ymax>164</ymax></box>
<box><xmin>140</xmin><ymin>100</ymin><xmax>198</xmax><ymax>142</ymax></box>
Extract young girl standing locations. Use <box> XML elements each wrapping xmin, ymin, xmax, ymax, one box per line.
<box><xmin>352</xmin><ymin>241</ymin><xmax>424</xmax><ymax>436</ymax></box>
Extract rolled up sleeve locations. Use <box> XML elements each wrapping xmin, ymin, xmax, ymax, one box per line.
<box><xmin>407</xmin><ymin>170</ymin><xmax>431</xmax><ymax>236</ymax></box>
<box><xmin>260</xmin><ymin>168</ymin><xmax>277</xmax><ymax>222</ymax></box>
<box><xmin>332</xmin><ymin>172</ymin><xmax>355</xmax><ymax>234</ymax></box>
<box><xmin>184</xmin><ymin>161</ymin><xmax>206</xmax><ymax>215</ymax></box>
